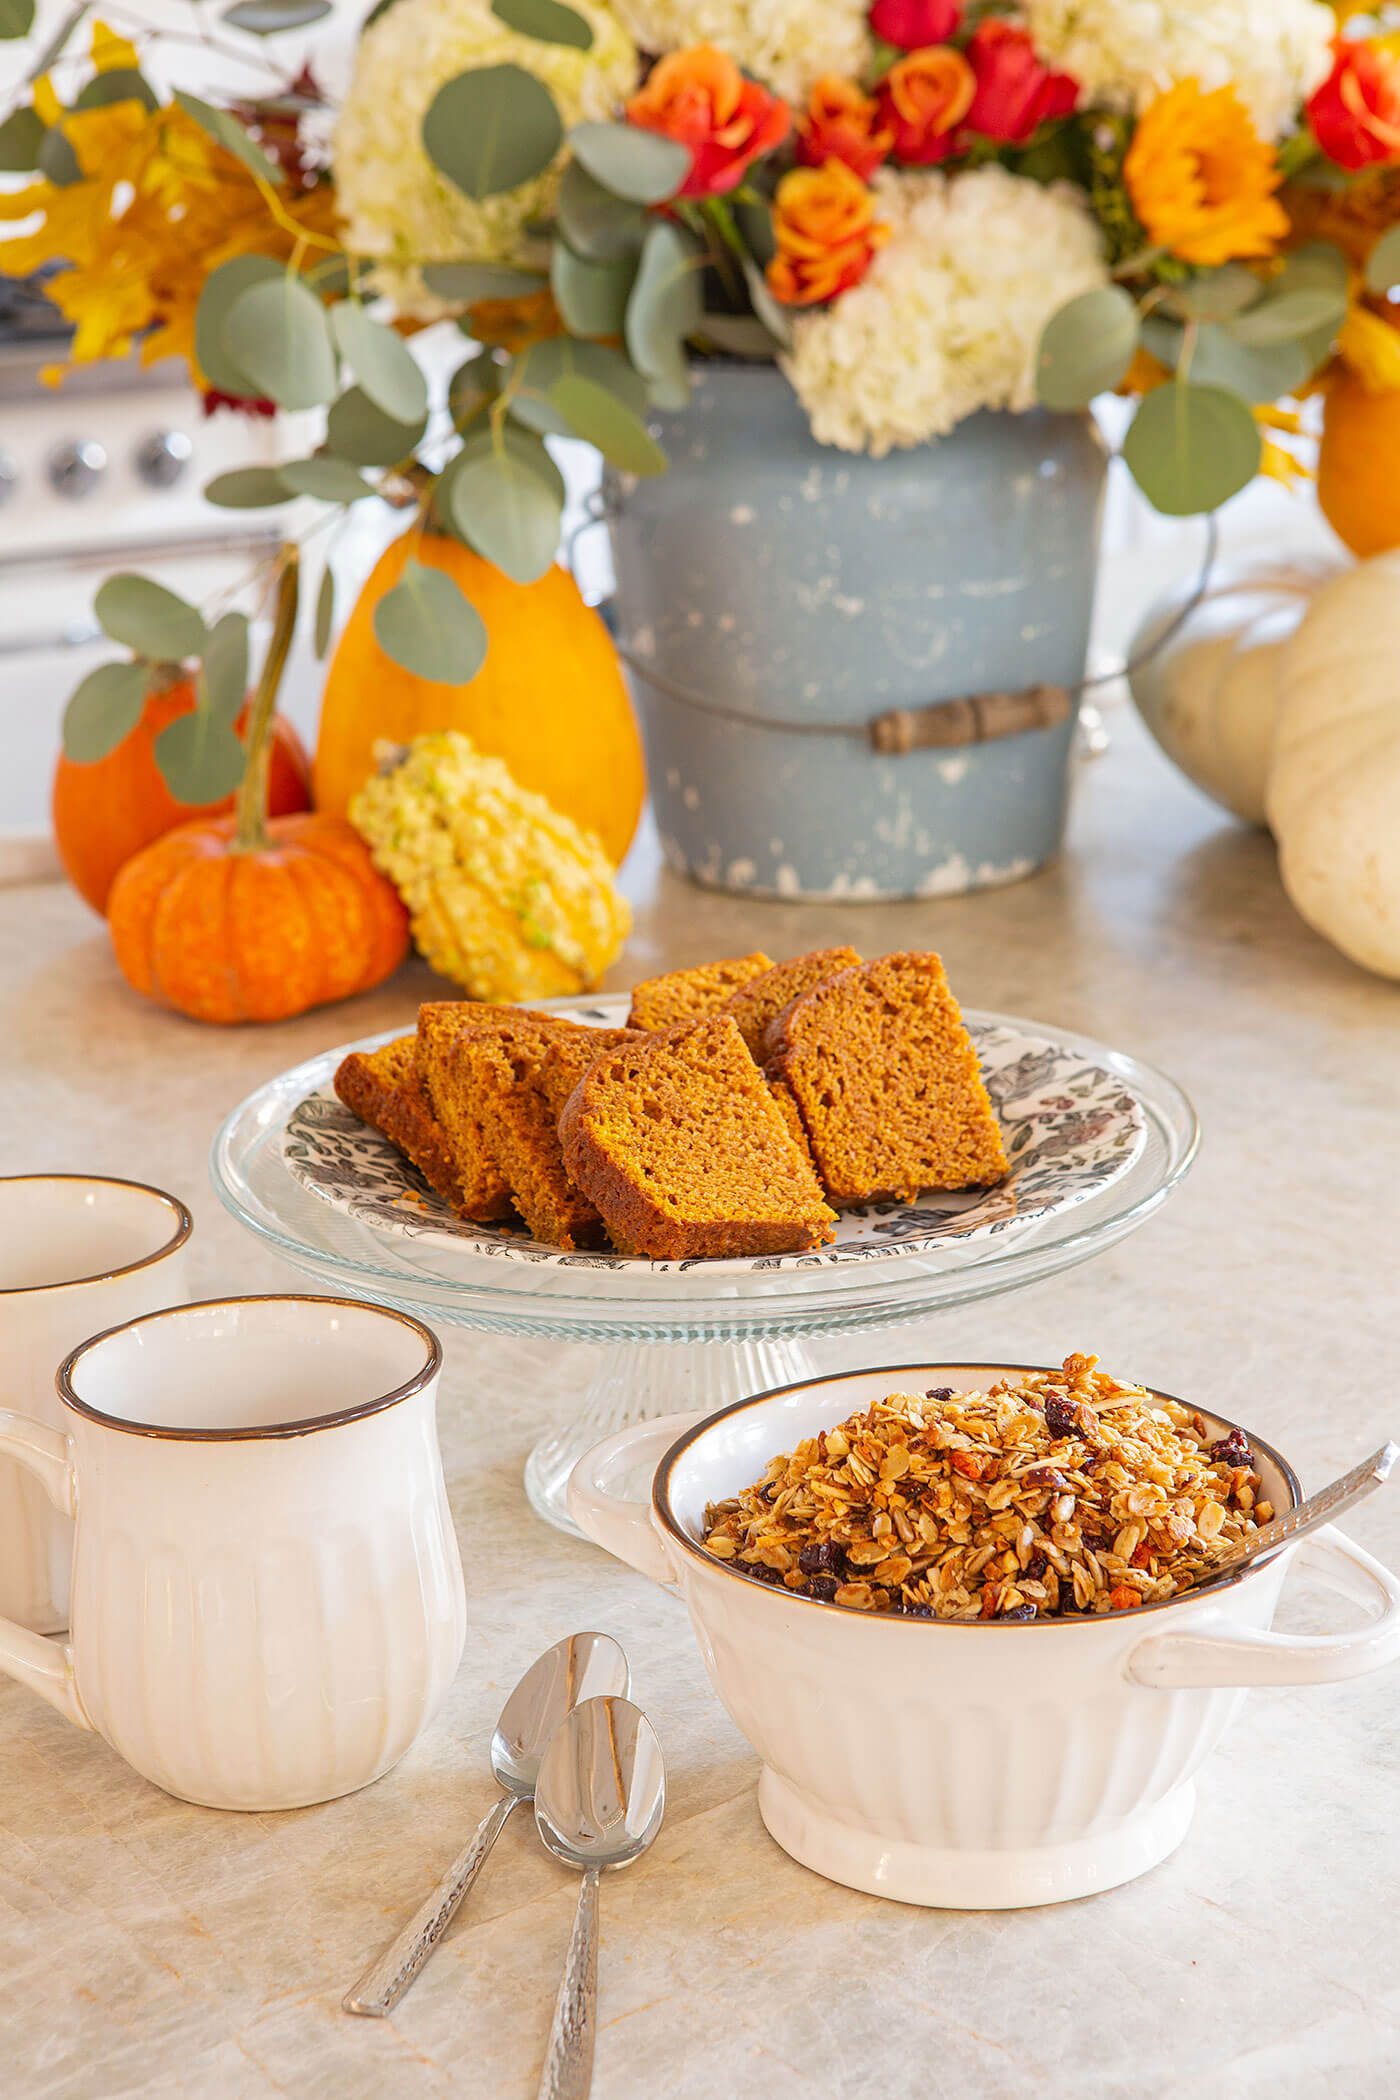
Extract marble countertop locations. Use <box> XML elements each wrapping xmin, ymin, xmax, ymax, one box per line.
<box><xmin>2</xmin><ymin>706</ymin><xmax>1398</xmax><ymax>2100</ymax></box>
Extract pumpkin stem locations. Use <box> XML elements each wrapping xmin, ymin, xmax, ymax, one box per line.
<box><xmin>235</xmin><ymin>547</ymin><xmax>300</xmax><ymax>854</ymax></box>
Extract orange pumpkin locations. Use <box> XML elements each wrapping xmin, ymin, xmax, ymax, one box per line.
<box><xmin>107</xmin><ymin>811</ymin><xmax>410</xmax><ymax>1024</ymax></box>
<box><xmin>52</xmin><ymin>678</ymin><xmax>313</xmax><ymax>915</ymax></box>
<box><xmin>1317</xmin><ymin>369</ymin><xmax>1400</xmax><ymax>557</ymax></box>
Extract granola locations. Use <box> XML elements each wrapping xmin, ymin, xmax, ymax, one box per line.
<box><xmin>701</xmin><ymin>1354</ymin><xmax>1276</xmax><ymax>1620</ymax></box>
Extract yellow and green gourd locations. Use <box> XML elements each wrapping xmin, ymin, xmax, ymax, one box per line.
<box><xmin>350</xmin><ymin>731</ymin><xmax>631</xmax><ymax>1002</ymax></box>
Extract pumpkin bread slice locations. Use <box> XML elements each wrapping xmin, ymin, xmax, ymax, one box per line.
<box><xmin>720</xmin><ymin>946</ymin><xmax>863</xmax><ymax>1059</ymax></box>
<box><xmin>627</xmin><ymin>952</ymin><xmax>772</xmax><ymax>1030</ymax></box>
<box><xmin>334</xmin><ymin>1036</ymin><xmax>465</xmax><ymax>1212</ymax></box>
<box><xmin>767</xmin><ymin>953</ymin><xmax>1008</xmax><ymax>1205</ymax></box>
<box><xmin>558</xmin><ymin>1016</ymin><xmax>837</xmax><ymax>1260</ymax></box>
<box><xmin>540</xmin><ymin>1027</ymin><xmax>638</xmax><ymax>1126</ymax></box>
<box><xmin>447</xmin><ymin>1015</ymin><xmax>610</xmax><ymax>1251</ymax></box>
<box><xmin>416</xmin><ymin>1001</ymin><xmax>525</xmax><ymax>1221</ymax></box>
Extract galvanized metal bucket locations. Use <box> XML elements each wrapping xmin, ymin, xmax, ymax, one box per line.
<box><xmin>603</xmin><ymin>363</ymin><xmax>1108</xmax><ymax>901</ymax></box>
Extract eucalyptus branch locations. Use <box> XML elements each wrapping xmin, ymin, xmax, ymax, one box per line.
<box><xmin>234</xmin><ymin>546</ymin><xmax>299</xmax><ymax>855</ymax></box>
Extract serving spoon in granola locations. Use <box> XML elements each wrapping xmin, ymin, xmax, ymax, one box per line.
<box><xmin>1214</xmin><ymin>1441</ymin><xmax>1398</xmax><ymax>1576</ymax></box>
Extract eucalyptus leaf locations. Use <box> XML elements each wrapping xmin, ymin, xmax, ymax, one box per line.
<box><xmin>626</xmin><ymin>219</ymin><xmax>701</xmax><ymax>406</ymax></box>
<box><xmin>154</xmin><ymin>709</ymin><xmax>247</xmax><ymax>805</ymax></box>
<box><xmin>277</xmin><ymin>456</ymin><xmax>376</xmax><ymax>502</ymax></box>
<box><xmin>73</xmin><ymin>66</ymin><xmax>156</xmax><ymax>111</ymax></box>
<box><xmin>223</xmin><ymin>0</ymin><xmax>333</xmax><ymax>29</ymax></box>
<box><xmin>62</xmin><ymin>661</ymin><xmax>149</xmax><ymax>763</ymax></box>
<box><xmin>1226</xmin><ymin>281</ymin><xmax>1347</xmax><ymax>347</ymax></box>
<box><xmin>204</xmin><ymin>466</ymin><xmax>294</xmax><ymax>507</ymax></box>
<box><xmin>223</xmin><ymin>272</ymin><xmax>337</xmax><ymax>411</ymax></box>
<box><xmin>448</xmin><ymin>350</ymin><xmax>499</xmax><ymax>427</ymax></box>
<box><xmin>372</xmin><ymin>559</ymin><xmax>488</xmax><ymax>682</ymax></box>
<box><xmin>734</xmin><ymin>198</ymin><xmax>776</xmax><ymax>268</ymax></box>
<box><xmin>314</xmin><ymin>565</ymin><xmax>335</xmax><ymax>659</ymax></box>
<box><xmin>458</xmin><ymin>423</ymin><xmax>566</xmax><ymax>503</ymax></box>
<box><xmin>36</xmin><ymin>124</ymin><xmax>79</xmax><ymax>185</ymax></box>
<box><xmin>199</xmin><ymin>611</ymin><xmax>250</xmax><ymax>720</ymax></box>
<box><xmin>1277</xmin><ymin>242</ymin><xmax>1348</xmax><ymax>294</ymax></box>
<box><xmin>195</xmin><ymin>253</ymin><xmax>285</xmax><ymax>398</ymax></box>
<box><xmin>550</xmin><ymin>373</ymin><xmax>666</xmax><ymax>475</ymax></box>
<box><xmin>1143</xmin><ymin>314</ymin><xmax>1312</xmax><ymax>405</ymax></box>
<box><xmin>329</xmin><ymin>301</ymin><xmax>428</xmax><ymax>423</ymax></box>
<box><xmin>422</xmin><ymin>260</ymin><xmax>546</xmax><ymax>303</ymax></box>
<box><xmin>449</xmin><ymin>440</ymin><xmax>562</xmax><ymax>582</ymax></box>
<box><xmin>173</xmin><ymin>89</ymin><xmax>281</xmax><ymax>184</ymax></box>
<box><xmin>569</xmin><ymin>120</ymin><xmax>690</xmax><ymax>205</ymax></box>
<box><xmin>556</xmin><ymin>159</ymin><xmax>645</xmax><ymax>259</ymax></box>
<box><xmin>490</xmin><ymin>0</ymin><xmax>592</xmax><ymax>47</ymax></box>
<box><xmin>1366</xmin><ymin>223</ymin><xmax>1400</xmax><ymax>297</ymax></box>
<box><xmin>95</xmin><ymin>574</ymin><xmax>207</xmax><ymax>660</ymax></box>
<box><xmin>423</xmin><ymin>64</ymin><xmax>561</xmax><ymax>200</ymax></box>
<box><xmin>1122</xmin><ymin>381</ymin><xmax>1261</xmax><ymax>518</ymax></box>
<box><xmin>0</xmin><ymin>0</ymin><xmax>35</xmax><ymax>37</ymax></box>
<box><xmin>697</xmin><ymin>312</ymin><xmax>780</xmax><ymax>358</ymax></box>
<box><xmin>0</xmin><ymin>106</ymin><xmax>45</xmax><ymax>172</ymax></box>
<box><xmin>741</xmin><ymin>258</ymin><xmax>791</xmax><ymax>352</ymax></box>
<box><xmin>510</xmin><ymin>335</ymin><xmax>644</xmax><ymax>435</ymax></box>
<box><xmin>1162</xmin><ymin>265</ymin><xmax>1262</xmax><ymax>323</ymax></box>
<box><xmin>551</xmin><ymin>240</ymin><xmax>633</xmax><ymax>338</ymax></box>
<box><xmin>325</xmin><ymin>386</ymin><xmax>426</xmax><ymax>466</ymax></box>
<box><xmin>1035</xmin><ymin>285</ymin><xmax>1139</xmax><ymax>410</ymax></box>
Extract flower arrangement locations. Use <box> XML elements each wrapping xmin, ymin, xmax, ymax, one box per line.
<box><xmin>3</xmin><ymin>0</ymin><xmax>1400</xmax><ymax>811</ymax></box>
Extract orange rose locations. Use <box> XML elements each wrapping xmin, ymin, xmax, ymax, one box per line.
<box><xmin>625</xmin><ymin>45</ymin><xmax>790</xmax><ymax>198</ymax></box>
<box><xmin>876</xmin><ymin>46</ymin><xmax>976</xmax><ymax>167</ymax></box>
<box><xmin>1309</xmin><ymin>36</ymin><xmax>1400</xmax><ymax>172</ymax></box>
<box><xmin>797</xmin><ymin>74</ymin><xmax>893</xmax><ymax>183</ymax></box>
<box><xmin>766</xmin><ymin>160</ymin><xmax>890</xmax><ymax>308</ymax></box>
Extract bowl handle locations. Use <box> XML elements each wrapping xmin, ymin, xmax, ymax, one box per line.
<box><xmin>566</xmin><ymin>1411</ymin><xmax>703</xmax><ymax>1587</ymax></box>
<box><xmin>1127</xmin><ymin>1526</ymin><xmax>1400</xmax><ymax>1690</ymax></box>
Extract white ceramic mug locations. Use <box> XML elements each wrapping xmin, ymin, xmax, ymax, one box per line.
<box><xmin>0</xmin><ymin>1174</ymin><xmax>192</xmax><ymax>1635</ymax></box>
<box><xmin>570</xmin><ymin>1362</ymin><xmax>1400</xmax><ymax>1910</ymax></box>
<box><xmin>0</xmin><ymin>1295</ymin><xmax>466</xmax><ymax>1812</ymax></box>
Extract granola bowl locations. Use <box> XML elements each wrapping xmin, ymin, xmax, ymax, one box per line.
<box><xmin>569</xmin><ymin>1362</ymin><xmax>1400</xmax><ymax>1909</ymax></box>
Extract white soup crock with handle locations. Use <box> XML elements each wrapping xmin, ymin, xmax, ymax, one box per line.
<box><xmin>569</xmin><ymin>1362</ymin><xmax>1400</xmax><ymax>1909</ymax></box>
<box><xmin>0</xmin><ymin>1294</ymin><xmax>466</xmax><ymax>1812</ymax></box>
<box><xmin>0</xmin><ymin>1174</ymin><xmax>192</xmax><ymax>1636</ymax></box>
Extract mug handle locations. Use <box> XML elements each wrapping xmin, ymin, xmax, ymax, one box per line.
<box><xmin>566</xmin><ymin>1411</ymin><xmax>703</xmax><ymax>1586</ymax></box>
<box><xmin>0</xmin><ymin>1412</ymin><xmax>90</xmax><ymax>1730</ymax></box>
<box><xmin>1127</xmin><ymin>1526</ymin><xmax>1400</xmax><ymax>1691</ymax></box>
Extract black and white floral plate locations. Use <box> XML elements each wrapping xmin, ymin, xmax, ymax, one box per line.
<box><xmin>279</xmin><ymin>1001</ymin><xmax>1147</xmax><ymax>1276</ymax></box>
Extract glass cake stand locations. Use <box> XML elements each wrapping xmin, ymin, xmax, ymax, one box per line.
<box><xmin>210</xmin><ymin>1011</ymin><xmax>1198</xmax><ymax>1534</ymax></box>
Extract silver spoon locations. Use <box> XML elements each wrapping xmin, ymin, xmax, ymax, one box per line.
<box><xmin>344</xmin><ymin>1632</ymin><xmax>630</xmax><ymax>2018</ymax></box>
<box><xmin>534</xmin><ymin>1696</ymin><xmax>665</xmax><ymax>2100</ymax></box>
<box><xmin>1216</xmin><ymin>1440</ymin><xmax>1398</xmax><ymax>1575</ymax></box>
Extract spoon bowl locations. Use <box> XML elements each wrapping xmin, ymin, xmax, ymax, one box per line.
<box><xmin>535</xmin><ymin>1695</ymin><xmax>666</xmax><ymax>1871</ymax></box>
<box><xmin>494</xmin><ymin>1631</ymin><xmax>632</xmax><ymax>1798</ymax></box>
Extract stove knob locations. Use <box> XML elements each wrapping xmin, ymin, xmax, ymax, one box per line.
<box><xmin>134</xmin><ymin>428</ymin><xmax>194</xmax><ymax>489</ymax></box>
<box><xmin>0</xmin><ymin>452</ymin><xmax>16</xmax><ymax>507</ymax></box>
<box><xmin>48</xmin><ymin>438</ymin><xmax>107</xmax><ymax>499</ymax></box>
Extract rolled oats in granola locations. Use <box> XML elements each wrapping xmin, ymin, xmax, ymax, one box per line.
<box><xmin>701</xmin><ymin>1354</ymin><xmax>1275</xmax><ymax>1620</ymax></box>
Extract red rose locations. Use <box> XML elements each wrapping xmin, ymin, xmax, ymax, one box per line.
<box><xmin>964</xmin><ymin>20</ymin><xmax>1078</xmax><ymax>145</ymax></box>
<box><xmin>625</xmin><ymin>44</ymin><xmax>790</xmax><ymax>198</ymax></box>
<box><xmin>1308</xmin><ymin>36</ymin><xmax>1400</xmax><ymax>172</ymax></box>
<box><xmin>876</xmin><ymin>46</ymin><xmax>976</xmax><ymax>167</ymax></box>
<box><xmin>867</xmin><ymin>0</ymin><xmax>961</xmax><ymax>53</ymax></box>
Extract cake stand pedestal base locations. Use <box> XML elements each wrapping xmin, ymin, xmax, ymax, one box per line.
<box><xmin>524</xmin><ymin>1335</ymin><xmax>823</xmax><ymax>1537</ymax></box>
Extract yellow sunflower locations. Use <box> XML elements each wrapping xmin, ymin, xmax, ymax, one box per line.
<box><xmin>1124</xmin><ymin>80</ymin><xmax>1288</xmax><ymax>268</ymax></box>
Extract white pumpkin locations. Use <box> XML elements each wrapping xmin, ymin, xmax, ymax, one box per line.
<box><xmin>1128</xmin><ymin>556</ymin><xmax>1344</xmax><ymax>826</ymax></box>
<box><xmin>1267</xmin><ymin>552</ymin><xmax>1400</xmax><ymax>979</ymax></box>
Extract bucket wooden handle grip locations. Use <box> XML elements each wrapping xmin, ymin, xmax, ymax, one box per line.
<box><xmin>868</xmin><ymin>683</ymin><xmax>1072</xmax><ymax>755</ymax></box>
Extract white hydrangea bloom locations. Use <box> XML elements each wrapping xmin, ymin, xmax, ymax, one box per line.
<box><xmin>783</xmin><ymin>166</ymin><xmax>1108</xmax><ymax>458</ymax></box>
<box><xmin>1025</xmin><ymin>0</ymin><xmax>1334</xmax><ymax>139</ymax></box>
<box><xmin>334</xmin><ymin>0</ymin><xmax>639</xmax><ymax>315</ymax></box>
<box><xmin>612</xmin><ymin>0</ymin><xmax>871</xmax><ymax>103</ymax></box>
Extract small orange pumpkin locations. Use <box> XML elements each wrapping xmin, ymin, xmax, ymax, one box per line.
<box><xmin>52</xmin><ymin>677</ymin><xmax>313</xmax><ymax>915</ymax></box>
<box><xmin>107</xmin><ymin>810</ymin><xmax>410</xmax><ymax>1024</ymax></box>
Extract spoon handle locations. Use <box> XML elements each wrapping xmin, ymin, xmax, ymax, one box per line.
<box><xmin>537</xmin><ymin>1865</ymin><xmax>600</xmax><ymax>2100</ymax></box>
<box><xmin>344</xmin><ymin>1791</ymin><xmax>518</xmax><ymax>2017</ymax></box>
<box><xmin>1222</xmin><ymin>1442</ymin><xmax>1399</xmax><ymax>1571</ymax></box>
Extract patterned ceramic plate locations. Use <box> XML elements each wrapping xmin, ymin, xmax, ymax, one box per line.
<box><xmin>279</xmin><ymin>1001</ymin><xmax>1147</xmax><ymax>1276</ymax></box>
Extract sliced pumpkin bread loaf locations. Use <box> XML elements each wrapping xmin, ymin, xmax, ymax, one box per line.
<box><xmin>627</xmin><ymin>952</ymin><xmax>772</xmax><ymax>1030</ymax></box>
<box><xmin>767</xmin><ymin>953</ymin><xmax>1008</xmax><ymax>1204</ymax></box>
<box><xmin>334</xmin><ymin>1036</ymin><xmax>465</xmax><ymax>1211</ymax></box>
<box><xmin>445</xmin><ymin>1016</ymin><xmax>607</xmax><ymax>1250</ymax></box>
<box><xmin>558</xmin><ymin>1015</ymin><xmax>837</xmax><ymax>1259</ymax></box>
<box><xmin>719</xmin><ymin>946</ymin><xmax>863</xmax><ymax>1058</ymax></box>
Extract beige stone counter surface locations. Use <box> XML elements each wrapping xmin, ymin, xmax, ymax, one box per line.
<box><xmin>2</xmin><ymin>710</ymin><xmax>1398</xmax><ymax>2100</ymax></box>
